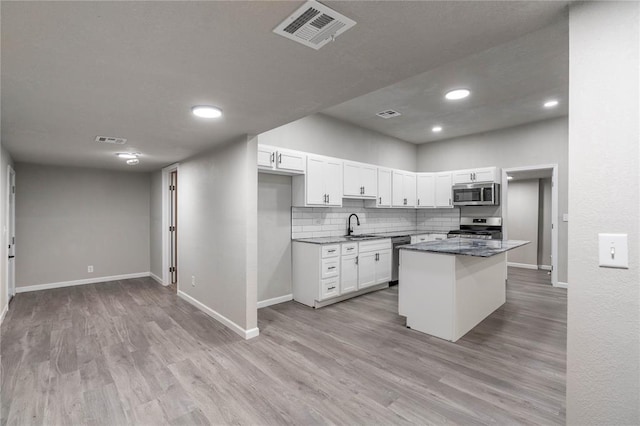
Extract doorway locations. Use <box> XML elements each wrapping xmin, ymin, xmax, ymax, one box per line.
<box><xmin>162</xmin><ymin>164</ymin><xmax>179</xmax><ymax>292</ymax></box>
<box><xmin>502</xmin><ymin>164</ymin><xmax>558</xmax><ymax>286</ymax></box>
<box><xmin>6</xmin><ymin>166</ymin><xmax>15</xmax><ymax>302</ymax></box>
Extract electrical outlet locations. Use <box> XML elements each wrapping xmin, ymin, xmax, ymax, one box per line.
<box><xmin>191</xmin><ymin>275</ymin><xmax>196</xmax><ymax>287</ymax></box>
<box><xmin>87</xmin><ymin>265</ymin><xmax>94</xmax><ymax>273</ymax></box>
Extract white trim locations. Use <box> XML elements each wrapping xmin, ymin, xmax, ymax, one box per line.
<box><xmin>539</xmin><ymin>265</ymin><xmax>552</xmax><ymax>271</ymax></box>
<box><xmin>5</xmin><ymin>165</ymin><xmax>15</xmax><ymax>304</ymax></box>
<box><xmin>178</xmin><ymin>290</ymin><xmax>259</xmax><ymax>340</ymax></box>
<box><xmin>0</xmin><ymin>303</ymin><xmax>7</xmax><ymax>324</ymax></box>
<box><xmin>162</xmin><ymin>163</ymin><xmax>179</xmax><ymax>289</ymax></box>
<box><xmin>507</xmin><ymin>262</ymin><xmax>539</xmax><ymax>270</ymax></box>
<box><xmin>15</xmin><ymin>272</ymin><xmax>150</xmax><ymax>293</ymax></box>
<box><xmin>149</xmin><ymin>272</ymin><xmax>164</xmax><ymax>285</ymax></box>
<box><xmin>257</xmin><ymin>294</ymin><xmax>293</xmax><ymax>308</ymax></box>
<box><xmin>555</xmin><ymin>281</ymin><xmax>568</xmax><ymax>289</ymax></box>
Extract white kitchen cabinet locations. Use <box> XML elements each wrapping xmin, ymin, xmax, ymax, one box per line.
<box><xmin>377</xmin><ymin>168</ymin><xmax>392</xmax><ymax>207</ymax></box>
<box><xmin>358</xmin><ymin>239</ymin><xmax>392</xmax><ymax>289</ymax></box>
<box><xmin>343</xmin><ymin>161</ymin><xmax>377</xmax><ymax>198</ymax></box>
<box><xmin>410</xmin><ymin>233</ymin><xmax>448</xmax><ymax>244</ymax></box>
<box><xmin>292</xmin><ymin>154</ymin><xmax>342</xmax><ymax>207</ymax></box>
<box><xmin>452</xmin><ymin>167</ymin><xmax>499</xmax><ymax>184</ymax></box>
<box><xmin>392</xmin><ymin>170</ymin><xmax>417</xmax><ymax>208</ymax></box>
<box><xmin>340</xmin><ymin>243</ymin><xmax>358</xmax><ymax>294</ymax></box>
<box><xmin>435</xmin><ymin>172</ymin><xmax>453</xmax><ymax>208</ymax></box>
<box><xmin>257</xmin><ymin>144</ymin><xmax>306</xmax><ymax>174</ymax></box>
<box><xmin>416</xmin><ymin>173</ymin><xmax>436</xmax><ymax>208</ymax></box>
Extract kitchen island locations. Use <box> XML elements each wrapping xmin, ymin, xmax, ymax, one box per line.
<box><xmin>398</xmin><ymin>238</ymin><xmax>528</xmax><ymax>342</ymax></box>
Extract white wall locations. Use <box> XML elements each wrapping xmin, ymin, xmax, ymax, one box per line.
<box><xmin>416</xmin><ymin>117</ymin><xmax>568</xmax><ymax>282</ymax></box>
<box><xmin>0</xmin><ymin>146</ymin><xmax>14</xmax><ymax>319</ymax></box>
<box><xmin>178</xmin><ymin>135</ymin><xmax>258</xmax><ymax>336</ymax></box>
<box><xmin>14</xmin><ymin>163</ymin><xmax>151</xmax><ymax>288</ymax></box>
<box><xmin>506</xmin><ymin>179</ymin><xmax>539</xmax><ymax>267</ymax></box>
<box><xmin>258</xmin><ymin>113</ymin><xmax>418</xmax><ymax>171</ymax></box>
<box><xmin>149</xmin><ymin>170</ymin><xmax>163</xmax><ymax>280</ymax></box>
<box><xmin>258</xmin><ymin>173</ymin><xmax>292</xmax><ymax>303</ymax></box>
<box><xmin>567</xmin><ymin>2</ymin><xmax>639</xmax><ymax>424</ymax></box>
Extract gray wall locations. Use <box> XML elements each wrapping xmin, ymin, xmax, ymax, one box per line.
<box><xmin>258</xmin><ymin>113</ymin><xmax>418</xmax><ymax>171</ymax></box>
<box><xmin>567</xmin><ymin>2</ymin><xmax>639</xmax><ymax>424</ymax></box>
<box><xmin>538</xmin><ymin>178</ymin><xmax>552</xmax><ymax>267</ymax></box>
<box><xmin>506</xmin><ymin>179</ymin><xmax>539</xmax><ymax>266</ymax></box>
<box><xmin>15</xmin><ymin>163</ymin><xmax>151</xmax><ymax>287</ymax></box>
<box><xmin>178</xmin><ymin>136</ymin><xmax>257</xmax><ymax>333</ymax></box>
<box><xmin>416</xmin><ymin>117</ymin><xmax>568</xmax><ymax>282</ymax></box>
<box><xmin>258</xmin><ymin>173</ymin><xmax>292</xmax><ymax>303</ymax></box>
<box><xmin>149</xmin><ymin>170</ymin><xmax>163</xmax><ymax>280</ymax></box>
<box><xmin>0</xmin><ymin>146</ymin><xmax>14</xmax><ymax>315</ymax></box>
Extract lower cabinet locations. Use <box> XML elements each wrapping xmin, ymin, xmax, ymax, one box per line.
<box><xmin>410</xmin><ymin>233</ymin><xmax>448</xmax><ymax>244</ymax></box>
<box><xmin>293</xmin><ymin>239</ymin><xmax>392</xmax><ymax>308</ymax></box>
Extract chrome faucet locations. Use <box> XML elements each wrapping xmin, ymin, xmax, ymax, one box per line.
<box><xmin>347</xmin><ymin>213</ymin><xmax>360</xmax><ymax>236</ymax></box>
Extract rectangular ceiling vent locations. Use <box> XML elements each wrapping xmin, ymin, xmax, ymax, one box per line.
<box><xmin>376</xmin><ymin>110</ymin><xmax>402</xmax><ymax>119</ymax></box>
<box><xmin>273</xmin><ymin>0</ymin><xmax>356</xmax><ymax>50</ymax></box>
<box><xmin>95</xmin><ymin>136</ymin><xmax>127</xmax><ymax>145</ymax></box>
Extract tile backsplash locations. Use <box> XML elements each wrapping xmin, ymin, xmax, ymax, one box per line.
<box><xmin>291</xmin><ymin>199</ymin><xmax>460</xmax><ymax>239</ymax></box>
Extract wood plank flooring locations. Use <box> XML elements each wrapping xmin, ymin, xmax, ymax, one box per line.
<box><xmin>1</xmin><ymin>268</ymin><xmax>566</xmax><ymax>425</ymax></box>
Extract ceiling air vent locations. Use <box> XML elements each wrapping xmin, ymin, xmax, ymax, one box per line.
<box><xmin>376</xmin><ymin>110</ymin><xmax>402</xmax><ymax>119</ymax></box>
<box><xmin>95</xmin><ymin>136</ymin><xmax>127</xmax><ymax>145</ymax></box>
<box><xmin>273</xmin><ymin>0</ymin><xmax>356</xmax><ymax>50</ymax></box>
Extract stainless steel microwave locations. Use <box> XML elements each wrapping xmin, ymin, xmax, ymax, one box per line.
<box><xmin>452</xmin><ymin>182</ymin><xmax>500</xmax><ymax>206</ymax></box>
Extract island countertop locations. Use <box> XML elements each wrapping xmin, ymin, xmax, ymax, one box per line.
<box><xmin>398</xmin><ymin>237</ymin><xmax>529</xmax><ymax>257</ymax></box>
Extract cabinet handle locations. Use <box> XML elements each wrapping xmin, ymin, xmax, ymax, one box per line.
<box><xmin>355</xmin><ymin>256</ymin><xmax>359</xmax><ymax>265</ymax></box>
<box><xmin>324</xmin><ymin>194</ymin><xmax>328</xmax><ymax>203</ymax></box>
<box><xmin>362</xmin><ymin>186</ymin><xmax>365</xmax><ymax>194</ymax></box>
<box><xmin>346</xmin><ymin>247</ymin><xmax>353</xmax><ymax>251</ymax></box>
<box><xmin>328</xmin><ymin>286</ymin><xmax>336</xmax><ymax>290</ymax></box>
<box><xmin>379</xmin><ymin>197</ymin><xmax>382</xmax><ymax>204</ymax></box>
<box><xmin>328</xmin><ymin>249</ymin><xmax>336</xmax><ymax>253</ymax></box>
<box><xmin>375</xmin><ymin>253</ymin><xmax>379</xmax><ymax>261</ymax></box>
<box><xmin>328</xmin><ymin>266</ymin><xmax>336</xmax><ymax>270</ymax></box>
<box><xmin>417</xmin><ymin>199</ymin><xmax>420</xmax><ymax>206</ymax></box>
<box><xmin>278</xmin><ymin>153</ymin><xmax>282</xmax><ymax>164</ymax></box>
<box><xmin>449</xmin><ymin>198</ymin><xmax>452</xmax><ymax>206</ymax></box>
<box><xmin>327</xmin><ymin>194</ymin><xmax>330</xmax><ymax>203</ymax></box>
<box><xmin>270</xmin><ymin>152</ymin><xmax>275</xmax><ymax>163</ymax></box>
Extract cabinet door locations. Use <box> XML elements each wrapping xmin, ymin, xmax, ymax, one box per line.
<box><xmin>341</xmin><ymin>254</ymin><xmax>358</xmax><ymax>294</ymax></box>
<box><xmin>392</xmin><ymin>170</ymin><xmax>405</xmax><ymax>207</ymax></box>
<box><xmin>343</xmin><ymin>162</ymin><xmax>362</xmax><ymax>197</ymax></box>
<box><xmin>358</xmin><ymin>252</ymin><xmax>377</xmax><ymax>289</ymax></box>
<box><xmin>404</xmin><ymin>173</ymin><xmax>417</xmax><ymax>207</ymax></box>
<box><xmin>377</xmin><ymin>168</ymin><xmax>392</xmax><ymax>207</ymax></box>
<box><xmin>320</xmin><ymin>277</ymin><xmax>340</xmax><ymax>300</ymax></box>
<box><xmin>325</xmin><ymin>159</ymin><xmax>343</xmax><ymax>206</ymax></box>
<box><xmin>435</xmin><ymin>172</ymin><xmax>453</xmax><ymax>208</ymax></box>
<box><xmin>360</xmin><ymin>165</ymin><xmax>377</xmax><ymax>197</ymax></box>
<box><xmin>416</xmin><ymin>174</ymin><xmax>435</xmax><ymax>208</ymax></box>
<box><xmin>473</xmin><ymin>167</ymin><xmax>498</xmax><ymax>183</ymax></box>
<box><xmin>306</xmin><ymin>156</ymin><xmax>326</xmax><ymax>206</ymax></box>
<box><xmin>452</xmin><ymin>170</ymin><xmax>474</xmax><ymax>184</ymax></box>
<box><xmin>257</xmin><ymin>145</ymin><xmax>275</xmax><ymax>169</ymax></box>
<box><xmin>375</xmin><ymin>249</ymin><xmax>392</xmax><ymax>283</ymax></box>
<box><xmin>276</xmin><ymin>149</ymin><xmax>305</xmax><ymax>173</ymax></box>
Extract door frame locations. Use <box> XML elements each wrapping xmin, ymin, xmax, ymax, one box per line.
<box><xmin>501</xmin><ymin>164</ymin><xmax>559</xmax><ymax>287</ymax></box>
<box><xmin>162</xmin><ymin>163</ymin><xmax>179</xmax><ymax>287</ymax></box>
<box><xmin>5</xmin><ymin>165</ymin><xmax>15</xmax><ymax>301</ymax></box>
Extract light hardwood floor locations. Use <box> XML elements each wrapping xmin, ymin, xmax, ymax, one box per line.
<box><xmin>1</xmin><ymin>268</ymin><xmax>566</xmax><ymax>425</ymax></box>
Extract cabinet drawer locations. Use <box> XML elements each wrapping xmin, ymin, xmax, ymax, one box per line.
<box><xmin>321</xmin><ymin>258</ymin><xmax>340</xmax><ymax>279</ymax></box>
<box><xmin>322</xmin><ymin>245</ymin><xmax>340</xmax><ymax>258</ymax></box>
<box><xmin>320</xmin><ymin>277</ymin><xmax>340</xmax><ymax>300</ymax></box>
<box><xmin>341</xmin><ymin>242</ymin><xmax>358</xmax><ymax>255</ymax></box>
<box><xmin>358</xmin><ymin>239</ymin><xmax>392</xmax><ymax>253</ymax></box>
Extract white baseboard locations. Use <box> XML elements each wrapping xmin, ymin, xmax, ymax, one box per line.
<box><xmin>177</xmin><ymin>290</ymin><xmax>259</xmax><ymax>340</ymax></box>
<box><xmin>257</xmin><ymin>293</ymin><xmax>293</xmax><ymax>309</ymax></box>
<box><xmin>15</xmin><ymin>272</ymin><xmax>151</xmax><ymax>293</ymax></box>
<box><xmin>149</xmin><ymin>272</ymin><xmax>165</xmax><ymax>286</ymax></box>
<box><xmin>539</xmin><ymin>265</ymin><xmax>552</xmax><ymax>271</ymax></box>
<box><xmin>554</xmin><ymin>281</ymin><xmax>568</xmax><ymax>289</ymax></box>
<box><xmin>507</xmin><ymin>262</ymin><xmax>538</xmax><ymax>270</ymax></box>
<box><xmin>0</xmin><ymin>303</ymin><xmax>7</xmax><ymax>325</ymax></box>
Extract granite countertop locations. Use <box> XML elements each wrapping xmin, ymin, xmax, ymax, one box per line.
<box><xmin>293</xmin><ymin>230</ymin><xmax>449</xmax><ymax>245</ymax></box>
<box><xmin>399</xmin><ymin>238</ymin><xmax>529</xmax><ymax>257</ymax></box>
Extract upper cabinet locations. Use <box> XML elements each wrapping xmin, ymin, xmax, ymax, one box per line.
<box><xmin>292</xmin><ymin>154</ymin><xmax>342</xmax><ymax>207</ymax></box>
<box><xmin>416</xmin><ymin>173</ymin><xmax>436</xmax><ymax>208</ymax></box>
<box><xmin>343</xmin><ymin>161</ymin><xmax>377</xmax><ymax>199</ymax></box>
<box><xmin>435</xmin><ymin>172</ymin><xmax>453</xmax><ymax>208</ymax></box>
<box><xmin>258</xmin><ymin>144</ymin><xmax>306</xmax><ymax>175</ymax></box>
<box><xmin>377</xmin><ymin>168</ymin><xmax>392</xmax><ymax>207</ymax></box>
<box><xmin>392</xmin><ymin>170</ymin><xmax>416</xmax><ymax>207</ymax></box>
<box><xmin>452</xmin><ymin>167</ymin><xmax>499</xmax><ymax>184</ymax></box>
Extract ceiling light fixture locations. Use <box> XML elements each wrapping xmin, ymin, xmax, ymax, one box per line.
<box><xmin>507</xmin><ymin>176</ymin><xmax>513</xmax><ymax>180</ymax></box>
<box><xmin>192</xmin><ymin>105</ymin><xmax>223</xmax><ymax>118</ymax></box>
<box><xmin>432</xmin><ymin>126</ymin><xmax>443</xmax><ymax>133</ymax></box>
<box><xmin>116</xmin><ymin>152</ymin><xmax>140</xmax><ymax>159</ymax></box>
<box><xmin>445</xmin><ymin>89</ymin><xmax>471</xmax><ymax>100</ymax></box>
<box><xmin>126</xmin><ymin>159</ymin><xmax>140</xmax><ymax>166</ymax></box>
<box><xmin>543</xmin><ymin>99</ymin><xmax>559</xmax><ymax>108</ymax></box>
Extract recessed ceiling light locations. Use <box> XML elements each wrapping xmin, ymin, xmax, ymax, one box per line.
<box><xmin>445</xmin><ymin>89</ymin><xmax>471</xmax><ymax>100</ymax></box>
<box><xmin>432</xmin><ymin>126</ymin><xmax>443</xmax><ymax>133</ymax></box>
<box><xmin>126</xmin><ymin>159</ymin><xmax>140</xmax><ymax>166</ymax></box>
<box><xmin>507</xmin><ymin>176</ymin><xmax>513</xmax><ymax>180</ymax></box>
<box><xmin>543</xmin><ymin>99</ymin><xmax>559</xmax><ymax>108</ymax></box>
<box><xmin>116</xmin><ymin>152</ymin><xmax>139</xmax><ymax>159</ymax></box>
<box><xmin>192</xmin><ymin>105</ymin><xmax>223</xmax><ymax>118</ymax></box>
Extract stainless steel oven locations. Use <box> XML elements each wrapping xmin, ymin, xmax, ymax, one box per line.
<box><xmin>452</xmin><ymin>182</ymin><xmax>500</xmax><ymax>206</ymax></box>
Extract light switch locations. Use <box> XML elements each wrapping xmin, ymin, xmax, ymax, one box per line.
<box><xmin>562</xmin><ymin>213</ymin><xmax>569</xmax><ymax>222</ymax></box>
<box><xmin>598</xmin><ymin>233</ymin><xmax>628</xmax><ymax>269</ymax></box>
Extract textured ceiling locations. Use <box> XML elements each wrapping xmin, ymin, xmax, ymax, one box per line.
<box><xmin>1</xmin><ymin>1</ymin><xmax>569</xmax><ymax>171</ymax></box>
